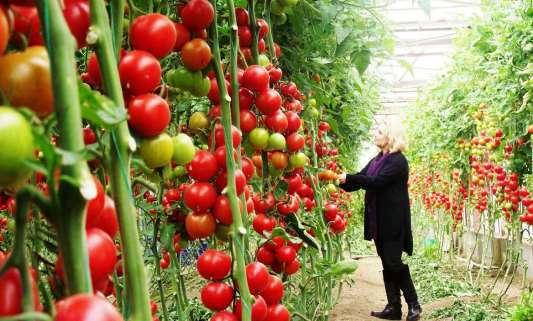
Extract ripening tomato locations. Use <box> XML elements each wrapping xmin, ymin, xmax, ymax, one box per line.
<box><xmin>242</xmin><ymin>65</ymin><xmax>269</xmax><ymax>92</ymax></box>
<box><xmin>201</xmin><ymin>282</ymin><xmax>234</xmax><ymax>311</ymax></box>
<box><xmin>265</xmin><ymin>304</ymin><xmax>290</xmax><ymax>321</ymax></box>
<box><xmin>174</xmin><ymin>23</ymin><xmax>191</xmax><ymax>51</ymax></box>
<box><xmin>0</xmin><ymin>108</ymin><xmax>34</xmax><ymax>188</ymax></box>
<box><xmin>0</xmin><ymin>258</ymin><xmax>42</xmax><ymax>316</ymax></box>
<box><xmin>270</xmin><ymin>152</ymin><xmax>288</xmax><ymax>170</ymax></box>
<box><xmin>139</xmin><ymin>133</ymin><xmax>174</xmax><ymax>168</ymax></box>
<box><xmin>119</xmin><ymin>50</ymin><xmax>161</xmax><ymax>95</ymax></box>
<box><xmin>63</xmin><ymin>0</ymin><xmax>91</xmax><ymax>48</ymax></box>
<box><xmin>181</xmin><ymin>38</ymin><xmax>212</xmax><ymax>71</ymax></box>
<box><xmin>256</xmin><ymin>89</ymin><xmax>282</xmax><ymax>115</ymax></box>
<box><xmin>197</xmin><ymin>249</ymin><xmax>232</xmax><ymax>281</ymax></box>
<box><xmin>240</xmin><ymin>110</ymin><xmax>257</xmax><ymax>133</ymax></box>
<box><xmin>87</xmin><ymin>195</ymin><xmax>119</xmax><ymax>239</ymax></box>
<box><xmin>286</xmin><ymin>133</ymin><xmax>304</xmax><ymax>152</ymax></box>
<box><xmin>238</xmin><ymin>26</ymin><xmax>252</xmax><ymax>47</ymax></box>
<box><xmin>0</xmin><ymin>7</ymin><xmax>8</xmax><ymax>55</ymax></box>
<box><xmin>128</xmin><ymin>94</ymin><xmax>171</xmax><ymax>137</ymax></box>
<box><xmin>186</xmin><ymin>150</ymin><xmax>219</xmax><ymax>181</ymax></box>
<box><xmin>172</xmin><ymin>133</ymin><xmax>196</xmax><ymax>165</ymax></box>
<box><xmin>248</xmin><ymin>128</ymin><xmax>270</xmax><ymax>150</ymax></box>
<box><xmin>212</xmin><ymin>311</ymin><xmax>239</xmax><ymax>321</ymax></box>
<box><xmin>184</xmin><ymin>182</ymin><xmax>217</xmax><ymax>212</ymax></box>
<box><xmin>130</xmin><ymin>14</ymin><xmax>176</xmax><ymax>58</ymax></box>
<box><xmin>246</xmin><ymin>262</ymin><xmax>269</xmax><ymax>294</ymax></box>
<box><xmin>180</xmin><ymin>0</ymin><xmax>214</xmax><ymax>31</ymax></box>
<box><xmin>235</xmin><ymin>8</ymin><xmax>249</xmax><ymax>26</ymax></box>
<box><xmin>54</xmin><ymin>294</ymin><xmax>124</xmax><ymax>321</ymax></box>
<box><xmin>234</xmin><ymin>296</ymin><xmax>268</xmax><ymax>321</ymax></box>
<box><xmin>185</xmin><ymin>212</ymin><xmax>216</xmax><ymax>239</ymax></box>
<box><xmin>0</xmin><ymin>47</ymin><xmax>53</xmax><ymax>117</ymax></box>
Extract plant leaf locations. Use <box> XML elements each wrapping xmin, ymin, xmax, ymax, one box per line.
<box><xmin>79</xmin><ymin>82</ymin><xmax>128</xmax><ymax>129</ymax></box>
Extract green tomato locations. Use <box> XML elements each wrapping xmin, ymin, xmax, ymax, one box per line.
<box><xmin>139</xmin><ymin>133</ymin><xmax>174</xmax><ymax>168</ymax></box>
<box><xmin>7</xmin><ymin>219</ymin><xmax>15</xmax><ymax>231</ymax></box>
<box><xmin>271</xmin><ymin>0</ymin><xmax>287</xmax><ymax>14</ymax></box>
<box><xmin>249</xmin><ymin>127</ymin><xmax>270</xmax><ymax>150</ymax></box>
<box><xmin>272</xmin><ymin>13</ymin><xmax>287</xmax><ymax>26</ymax></box>
<box><xmin>173</xmin><ymin>165</ymin><xmax>188</xmax><ymax>177</ymax></box>
<box><xmin>215</xmin><ymin>224</ymin><xmax>232</xmax><ymax>242</ymax></box>
<box><xmin>172</xmin><ymin>133</ymin><xmax>196</xmax><ymax>165</ymax></box>
<box><xmin>326</xmin><ymin>183</ymin><xmax>337</xmax><ymax>193</ymax></box>
<box><xmin>0</xmin><ymin>107</ymin><xmax>34</xmax><ymax>188</ymax></box>
<box><xmin>166</xmin><ymin>67</ymin><xmax>195</xmax><ymax>91</ymax></box>
<box><xmin>258</xmin><ymin>54</ymin><xmax>270</xmax><ymax>67</ymax></box>
<box><xmin>189</xmin><ymin>111</ymin><xmax>210</xmax><ymax>130</ymax></box>
<box><xmin>267</xmin><ymin>132</ymin><xmax>286</xmax><ymax>151</ymax></box>
<box><xmin>310</xmin><ymin>107</ymin><xmax>320</xmax><ymax>118</ymax></box>
<box><xmin>289</xmin><ymin>152</ymin><xmax>306</xmax><ymax>168</ymax></box>
<box><xmin>309</xmin><ymin>98</ymin><xmax>317</xmax><ymax>108</ymax></box>
<box><xmin>189</xmin><ymin>74</ymin><xmax>211</xmax><ymax>97</ymax></box>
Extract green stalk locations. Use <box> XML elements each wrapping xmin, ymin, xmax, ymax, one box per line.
<box><xmin>36</xmin><ymin>0</ymin><xmax>93</xmax><ymax>294</ymax></box>
<box><xmin>209</xmin><ymin>1</ymin><xmax>253</xmax><ymax>320</ymax></box>
<box><xmin>110</xmin><ymin>0</ymin><xmax>126</xmax><ymax>58</ymax></box>
<box><xmin>88</xmin><ymin>1</ymin><xmax>152</xmax><ymax>320</ymax></box>
<box><xmin>262</xmin><ymin>0</ymin><xmax>277</xmax><ymax>62</ymax></box>
<box><xmin>247</xmin><ymin>0</ymin><xmax>259</xmax><ymax>64</ymax></box>
<box><xmin>151</xmin><ymin>217</ymin><xmax>170</xmax><ymax>321</ymax></box>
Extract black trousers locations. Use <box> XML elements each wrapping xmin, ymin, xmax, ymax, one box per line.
<box><xmin>375</xmin><ymin>240</ymin><xmax>419</xmax><ymax>305</ymax></box>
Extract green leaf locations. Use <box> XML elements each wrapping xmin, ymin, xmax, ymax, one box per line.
<box><xmin>326</xmin><ymin>259</ymin><xmax>358</xmax><ymax>276</ymax></box>
<box><xmin>352</xmin><ymin>47</ymin><xmax>371</xmax><ymax>76</ymax></box>
<box><xmin>160</xmin><ymin>223</ymin><xmax>176</xmax><ymax>250</ymax></box>
<box><xmin>383</xmin><ymin>38</ymin><xmax>396</xmax><ymax>55</ymax></box>
<box><xmin>335</xmin><ymin>33</ymin><xmax>357</xmax><ymax>57</ymax></box>
<box><xmin>56</xmin><ymin>148</ymin><xmax>90</xmax><ymax>166</ymax></box>
<box><xmin>398</xmin><ymin>59</ymin><xmax>414</xmax><ymax>76</ymax></box>
<box><xmin>79</xmin><ymin>82</ymin><xmax>128</xmax><ymax>129</ymax></box>
<box><xmin>285</xmin><ymin>213</ymin><xmax>321</xmax><ymax>250</ymax></box>
<box><xmin>23</xmin><ymin>159</ymin><xmax>48</xmax><ymax>175</ymax></box>
<box><xmin>33</xmin><ymin>130</ymin><xmax>59</xmax><ymax>171</ymax></box>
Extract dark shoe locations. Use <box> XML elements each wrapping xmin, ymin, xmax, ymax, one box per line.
<box><xmin>406</xmin><ymin>303</ymin><xmax>422</xmax><ymax>321</ymax></box>
<box><xmin>371</xmin><ymin>303</ymin><xmax>402</xmax><ymax>320</ymax></box>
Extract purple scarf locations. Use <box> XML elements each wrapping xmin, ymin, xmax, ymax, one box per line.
<box><xmin>365</xmin><ymin>152</ymin><xmax>391</xmax><ymax>240</ymax></box>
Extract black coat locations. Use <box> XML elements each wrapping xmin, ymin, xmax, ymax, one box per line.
<box><xmin>339</xmin><ymin>152</ymin><xmax>413</xmax><ymax>256</ymax></box>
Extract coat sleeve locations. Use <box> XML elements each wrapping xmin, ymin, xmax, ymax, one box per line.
<box><xmin>346</xmin><ymin>154</ymin><xmax>407</xmax><ymax>190</ymax></box>
<box><xmin>338</xmin><ymin>160</ymin><xmax>372</xmax><ymax>192</ymax></box>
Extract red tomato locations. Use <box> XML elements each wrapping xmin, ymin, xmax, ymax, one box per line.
<box><xmin>174</xmin><ymin>23</ymin><xmax>191</xmax><ymax>51</ymax></box>
<box><xmin>87</xmin><ymin>195</ymin><xmax>119</xmax><ymax>239</ymax></box>
<box><xmin>127</xmin><ymin>94</ymin><xmax>170</xmax><ymax>137</ymax></box>
<box><xmin>197</xmin><ymin>249</ymin><xmax>232</xmax><ymax>281</ymax></box>
<box><xmin>130</xmin><ymin>14</ymin><xmax>177</xmax><ymax>58</ymax></box>
<box><xmin>180</xmin><ymin>0</ymin><xmax>214</xmax><ymax>31</ymax></box>
<box><xmin>238</xmin><ymin>88</ymin><xmax>254</xmax><ymax>110</ymax></box>
<box><xmin>268</xmin><ymin>67</ymin><xmax>282</xmax><ymax>84</ymax></box>
<box><xmin>181</xmin><ymin>38</ymin><xmax>212</xmax><ymax>71</ymax></box>
<box><xmin>119</xmin><ymin>50</ymin><xmax>161</xmax><ymax>95</ymax></box>
<box><xmin>213</xmin><ymin>124</ymin><xmax>242</xmax><ymax>148</ymax></box>
<box><xmin>265</xmin><ymin>304</ymin><xmax>290</xmax><ymax>321</ymax></box>
<box><xmin>246</xmin><ymin>262</ymin><xmax>269</xmax><ymax>294</ymax></box>
<box><xmin>183</xmin><ymin>182</ymin><xmax>217</xmax><ymax>212</ymax></box>
<box><xmin>242</xmin><ymin>65</ymin><xmax>269</xmax><ymax>92</ymax></box>
<box><xmin>239</xmin><ymin>110</ymin><xmax>257</xmax><ymax>133</ymax></box>
<box><xmin>260</xmin><ymin>275</ymin><xmax>283</xmax><ymax>305</ymax></box>
<box><xmin>255</xmin><ymin>89</ymin><xmax>281</xmax><ymax>115</ymax></box>
<box><xmin>264</xmin><ymin>236</ymin><xmax>285</xmax><ymax>252</ymax></box>
<box><xmin>286</xmin><ymin>133</ymin><xmax>304</xmax><ymax>152</ymax></box>
<box><xmin>83</xmin><ymin>127</ymin><xmax>97</xmax><ymax>145</ymax></box>
<box><xmin>235</xmin><ymin>8</ymin><xmax>249</xmax><ymax>26</ymax></box>
<box><xmin>252</xmin><ymin>192</ymin><xmax>276</xmax><ymax>213</ymax></box>
<box><xmin>256</xmin><ymin>246</ymin><xmax>275</xmax><ymax>265</ymax></box>
<box><xmin>256</xmin><ymin>19</ymin><xmax>269</xmax><ymax>39</ymax></box>
<box><xmin>215</xmin><ymin>170</ymin><xmax>247</xmax><ymax>195</ymax></box>
<box><xmin>274</xmin><ymin>43</ymin><xmax>282</xmax><ymax>57</ymax></box>
<box><xmin>186</xmin><ymin>150</ymin><xmax>219</xmax><ymax>181</ymax></box>
<box><xmin>258</xmin><ymin>39</ymin><xmax>266</xmax><ymax>53</ymax></box>
<box><xmin>214</xmin><ymin>145</ymin><xmax>238</xmax><ymax>169</ymax></box>
<box><xmin>265</xmin><ymin>111</ymin><xmax>288</xmax><ymax>133</ymax></box>
<box><xmin>214</xmin><ymin>195</ymin><xmax>243</xmax><ymax>225</ymax></box>
<box><xmin>234</xmin><ymin>296</ymin><xmax>268</xmax><ymax>321</ymax></box>
<box><xmin>0</xmin><ymin>260</ymin><xmax>41</xmax><ymax>315</ymax></box>
<box><xmin>54</xmin><ymin>294</ymin><xmax>124</xmax><ymax>321</ymax></box>
<box><xmin>63</xmin><ymin>0</ymin><xmax>91</xmax><ymax>48</ymax></box>
<box><xmin>284</xmin><ymin>258</ymin><xmax>300</xmax><ymax>275</ymax></box>
<box><xmin>201</xmin><ymin>282</ymin><xmax>234</xmax><ymax>311</ymax></box>
<box><xmin>276</xmin><ymin>195</ymin><xmax>299</xmax><ymax>215</ymax></box>
<box><xmin>241</xmin><ymin>156</ymin><xmax>255</xmax><ymax>180</ymax></box>
<box><xmin>208</xmin><ymin>78</ymin><xmax>232</xmax><ymax>104</ymax></box>
<box><xmin>252</xmin><ymin>214</ymin><xmax>275</xmax><ymax>236</ymax></box>
<box><xmin>285</xmin><ymin>112</ymin><xmax>301</xmax><ymax>134</ymax></box>
<box><xmin>185</xmin><ymin>212</ymin><xmax>216</xmax><ymax>239</ymax></box>
<box><xmin>212</xmin><ymin>311</ymin><xmax>238</xmax><ymax>321</ymax></box>
<box><xmin>86</xmin><ymin>176</ymin><xmax>105</xmax><ymax>225</ymax></box>
<box><xmin>0</xmin><ymin>7</ymin><xmax>8</xmax><ymax>55</ymax></box>
<box><xmin>275</xmin><ymin>246</ymin><xmax>296</xmax><ymax>264</ymax></box>
<box><xmin>286</xmin><ymin>174</ymin><xmax>303</xmax><ymax>195</ymax></box>
<box><xmin>238</xmin><ymin>26</ymin><xmax>252</xmax><ymax>47</ymax></box>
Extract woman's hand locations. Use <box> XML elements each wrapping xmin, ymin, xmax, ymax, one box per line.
<box><xmin>338</xmin><ymin>172</ymin><xmax>347</xmax><ymax>183</ymax></box>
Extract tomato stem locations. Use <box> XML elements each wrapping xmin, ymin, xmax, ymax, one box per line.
<box><xmin>210</xmin><ymin>0</ymin><xmax>253</xmax><ymax>320</ymax></box>
<box><xmin>88</xmin><ymin>1</ymin><xmax>152</xmax><ymax>320</ymax></box>
<box><xmin>36</xmin><ymin>0</ymin><xmax>93</xmax><ymax>295</ymax></box>
<box><xmin>262</xmin><ymin>0</ymin><xmax>277</xmax><ymax>63</ymax></box>
<box><xmin>247</xmin><ymin>0</ymin><xmax>259</xmax><ymax>65</ymax></box>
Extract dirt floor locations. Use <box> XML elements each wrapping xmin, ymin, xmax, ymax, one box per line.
<box><xmin>329</xmin><ymin>256</ymin><xmax>522</xmax><ymax>321</ymax></box>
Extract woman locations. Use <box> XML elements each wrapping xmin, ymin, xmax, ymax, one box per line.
<box><xmin>339</xmin><ymin>120</ymin><xmax>421</xmax><ymax>321</ymax></box>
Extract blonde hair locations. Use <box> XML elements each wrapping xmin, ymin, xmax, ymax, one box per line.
<box><xmin>377</xmin><ymin>119</ymin><xmax>407</xmax><ymax>153</ymax></box>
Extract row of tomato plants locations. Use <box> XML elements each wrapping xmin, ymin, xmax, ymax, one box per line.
<box><xmin>0</xmin><ymin>0</ymin><xmax>362</xmax><ymax>321</ymax></box>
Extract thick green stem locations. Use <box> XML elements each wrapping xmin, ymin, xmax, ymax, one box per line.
<box><xmin>247</xmin><ymin>0</ymin><xmax>259</xmax><ymax>64</ymax></box>
<box><xmin>89</xmin><ymin>1</ymin><xmax>152</xmax><ymax>320</ymax></box>
<box><xmin>110</xmin><ymin>0</ymin><xmax>125</xmax><ymax>58</ymax></box>
<box><xmin>0</xmin><ymin>312</ymin><xmax>52</xmax><ymax>321</ymax></box>
<box><xmin>262</xmin><ymin>0</ymin><xmax>277</xmax><ymax>62</ymax></box>
<box><xmin>151</xmin><ymin>217</ymin><xmax>170</xmax><ymax>321</ymax></box>
<box><xmin>36</xmin><ymin>0</ymin><xmax>93</xmax><ymax>295</ymax></box>
<box><xmin>209</xmin><ymin>1</ymin><xmax>253</xmax><ymax>320</ymax></box>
